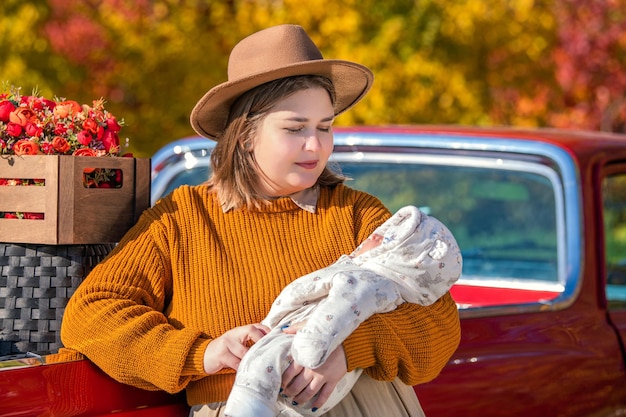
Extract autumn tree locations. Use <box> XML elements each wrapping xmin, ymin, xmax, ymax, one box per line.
<box><xmin>41</xmin><ymin>0</ymin><xmax>241</xmax><ymax>156</ymax></box>
<box><xmin>0</xmin><ymin>0</ymin><xmax>74</xmax><ymax>99</ymax></box>
<box><xmin>4</xmin><ymin>0</ymin><xmax>626</xmax><ymax>157</ymax></box>
<box><xmin>549</xmin><ymin>0</ymin><xmax>626</xmax><ymax>132</ymax></box>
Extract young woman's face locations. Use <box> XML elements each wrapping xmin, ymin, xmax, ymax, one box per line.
<box><xmin>253</xmin><ymin>87</ymin><xmax>335</xmax><ymax>197</ymax></box>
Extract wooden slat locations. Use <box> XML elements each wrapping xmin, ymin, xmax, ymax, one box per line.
<box><xmin>134</xmin><ymin>158</ymin><xmax>152</xmax><ymax>223</ymax></box>
<box><xmin>0</xmin><ymin>155</ymin><xmax>51</xmax><ymax>178</ymax></box>
<box><xmin>0</xmin><ymin>219</ymin><xmax>57</xmax><ymax>244</ymax></box>
<box><xmin>0</xmin><ymin>187</ymin><xmax>47</xmax><ymax>212</ymax></box>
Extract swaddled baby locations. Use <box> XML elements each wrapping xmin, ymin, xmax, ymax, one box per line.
<box><xmin>225</xmin><ymin>205</ymin><xmax>462</xmax><ymax>417</ymax></box>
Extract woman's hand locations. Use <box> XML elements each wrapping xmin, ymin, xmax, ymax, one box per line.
<box><xmin>203</xmin><ymin>323</ymin><xmax>269</xmax><ymax>374</ymax></box>
<box><xmin>280</xmin><ymin>335</ymin><xmax>348</xmax><ymax>411</ymax></box>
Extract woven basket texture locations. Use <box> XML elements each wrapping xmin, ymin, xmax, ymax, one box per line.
<box><xmin>0</xmin><ymin>243</ymin><xmax>115</xmax><ymax>356</ymax></box>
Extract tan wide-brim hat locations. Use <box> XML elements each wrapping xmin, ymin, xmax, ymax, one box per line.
<box><xmin>190</xmin><ymin>24</ymin><xmax>374</xmax><ymax>141</ymax></box>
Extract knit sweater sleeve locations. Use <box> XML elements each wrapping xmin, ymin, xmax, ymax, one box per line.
<box><xmin>344</xmin><ymin>192</ymin><xmax>462</xmax><ymax>386</ymax></box>
<box><xmin>60</xmin><ymin>198</ymin><xmax>210</xmax><ymax>394</ymax></box>
<box><xmin>343</xmin><ymin>293</ymin><xmax>460</xmax><ymax>385</ymax></box>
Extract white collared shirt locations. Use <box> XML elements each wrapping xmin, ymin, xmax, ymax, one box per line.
<box><xmin>221</xmin><ymin>186</ymin><xmax>319</xmax><ymax>213</ymax></box>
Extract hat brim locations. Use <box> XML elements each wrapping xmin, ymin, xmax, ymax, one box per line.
<box><xmin>190</xmin><ymin>59</ymin><xmax>373</xmax><ymax>141</ymax></box>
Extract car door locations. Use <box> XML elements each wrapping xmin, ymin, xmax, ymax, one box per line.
<box><xmin>602</xmin><ymin>163</ymin><xmax>626</xmax><ymax>355</ymax></box>
<box><xmin>333</xmin><ymin>137</ymin><xmax>626</xmax><ymax>416</ymax></box>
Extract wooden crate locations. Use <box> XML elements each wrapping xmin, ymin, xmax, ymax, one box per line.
<box><xmin>0</xmin><ymin>155</ymin><xmax>150</xmax><ymax>244</ymax></box>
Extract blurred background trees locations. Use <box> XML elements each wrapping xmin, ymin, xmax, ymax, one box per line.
<box><xmin>2</xmin><ymin>0</ymin><xmax>625</xmax><ymax>157</ymax></box>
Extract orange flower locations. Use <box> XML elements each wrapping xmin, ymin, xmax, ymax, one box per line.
<box><xmin>9</xmin><ymin>107</ymin><xmax>36</xmax><ymax>126</ymax></box>
<box><xmin>73</xmin><ymin>148</ymin><xmax>98</xmax><ymax>157</ymax></box>
<box><xmin>13</xmin><ymin>139</ymin><xmax>40</xmax><ymax>155</ymax></box>
<box><xmin>53</xmin><ymin>100</ymin><xmax>82</xmax><ymax>119</ymax></box>
<box><xmin>52</xmin><ymin>136</ymin><xmax>71</xmax><ymax>153</ymax></box>
<box><xmin>82</xmin><ymin>118</ymin><xmax>100</xmax><ymax>136</ymax></box>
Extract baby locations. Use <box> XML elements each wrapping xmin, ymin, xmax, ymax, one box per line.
<box><xmin>224</xmin><ymin>205</ymin><xmax>462</xmax><ymax>417</ymax></box>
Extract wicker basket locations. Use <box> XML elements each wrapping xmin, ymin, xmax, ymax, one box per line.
<box><xmin>0</xmin><ymin>243</ymin><xmax>115</xmax><ymax>356</ymax></box>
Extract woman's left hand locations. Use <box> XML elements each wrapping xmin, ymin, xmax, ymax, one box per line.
<box><xmin>280</xmin><ymin>333</ymin><xmax>348</xmax><ymax>411</ymax></box>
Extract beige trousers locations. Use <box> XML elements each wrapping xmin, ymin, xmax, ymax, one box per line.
<box><xmin>189</xmin><ymin>373</ymin><xmax>426</xmax><ymax>417</ymax></box>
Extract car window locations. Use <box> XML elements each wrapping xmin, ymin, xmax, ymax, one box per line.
<box><xmin>334</xmin><ymin>153</ymin><xmax>563</xmax><ymax>288</ymax></box>
<box><xmin>603</xmin><ymin>171</ymin><xmax>626</xmax><ymax>310</ymax></box>
<box><xmin>161</xmin><ymin>166</ymin><xmax>211</xmax><ymax>198</ymax></box>
<box><xmin>152</xmin><ymin>146</ymin><xmax>570</xmax><ymax>310</ymax></box>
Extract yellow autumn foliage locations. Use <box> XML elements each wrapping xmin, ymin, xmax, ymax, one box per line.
<box><xmin>1</xmin><ymin>0</ymin><xmax>624</xmax><ymax>157</ymax></box>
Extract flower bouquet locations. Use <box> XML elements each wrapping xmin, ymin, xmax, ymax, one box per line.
<box><xmin>0</xmin><ymin>85</ymin><xmax>150</xmax><ymax>244</ymax></box>
<box><xmin>0</xmin><ymin>84</ymin><xmax>130</xmax><ymax>189</ymax></box>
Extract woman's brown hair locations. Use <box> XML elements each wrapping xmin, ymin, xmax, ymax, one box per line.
<box><xmin>207</xmin><ymin>75</ymin><xmax>346</xmax><ymax>210</ymax></box>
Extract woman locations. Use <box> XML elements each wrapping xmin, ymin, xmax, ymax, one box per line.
<box><xmin>61</xmin><ymin>24</ymin><xmax>461</xmax><ymax>417</ymax></box>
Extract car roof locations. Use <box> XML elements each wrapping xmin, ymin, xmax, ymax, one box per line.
<box><xmin>150</xmin><ymin>125</ymin><xmax>626</xmax><ymax>202</ymax></box>
<box><xmin>154</xmin><ymin>125</ymin><xmax>626</xmax><ymax>158</ymax></box>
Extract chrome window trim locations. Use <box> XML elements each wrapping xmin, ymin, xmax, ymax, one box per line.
<box><xmin>333</xmin><ymin>132</ymin><xmax>583</xmax><ymax>318</ymax></box>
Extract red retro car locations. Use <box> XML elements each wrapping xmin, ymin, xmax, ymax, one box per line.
<box><xmin>2</xmin><ymin>125</ymin><xmax>625</xmax><ymax>416</ymax></box>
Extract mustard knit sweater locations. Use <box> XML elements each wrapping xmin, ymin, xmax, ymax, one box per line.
<box><xmin>61</xmin><ymin>183</ymin><xmax>461</xmax><ymax>406</ymax></box>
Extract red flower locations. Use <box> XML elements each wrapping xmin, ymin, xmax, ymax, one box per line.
<box><xmin>6</xmin><ymin>122</ymin><xmax>23</xmax><ymax>137</ymax></box>
<box><xmin>13</xmin><ymin>139</ymin><xmax>40</xmax><ymax>155</ymax></box>
<box><xmin>77</xmin><ymin>130</ymin><xmax>93</xmax><ymax>146</ymax></box>
<box><xmin>102</xmin><ymin>130</ymin><xmax>120</xmax><ymax>153</ymax></box>
<box><xmin>25</xmin><ymin>122</ymin><xmax>43</xmax><ymax>138</ymax></box>
<box><xmin>54</xmin><ymin>123</ymin><xmax>68</xmax><ymax>136</ymax></box>
<box><xmin>106</xmin><ymin>116</ymin><xmax>122</xmax><ymax>132</ymax></box>
<box><xmin>0</xmin><ymin>100</ymin><xmax>16</xmax><ymax>122</ymax></box>
<box><xmin>40</xmin><ymin>142</ymin><xmax>55</xmax><ymax>154</ymax></box>
<box><xmin>29</xmin><ymin>97</ymin><xmax>55</xmax><ymax>112</ymax></box>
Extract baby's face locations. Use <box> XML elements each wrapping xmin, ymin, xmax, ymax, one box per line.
<box><xmin>352</xmin><ymin>233</ymin><xmax>383</xmax><ymax>257</ymax></box>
